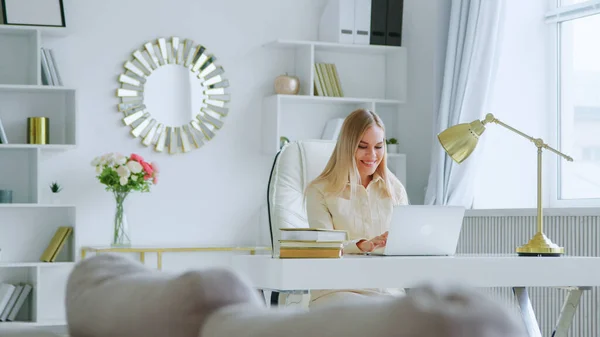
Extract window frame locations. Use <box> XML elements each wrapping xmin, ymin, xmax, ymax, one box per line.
<box><xmin>547</xmin><ymin>0</ymin><xmax>600</xmax><ymax>207</ymax></box>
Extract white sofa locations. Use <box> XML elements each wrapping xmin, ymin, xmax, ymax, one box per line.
<box><xmin>62</xmin><ymin>253</ymin><xmax>526</xmax><ymax>337</ymax></box>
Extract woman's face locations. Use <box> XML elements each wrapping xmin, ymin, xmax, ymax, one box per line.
<box><xmin>355</xmin><ymin>125</ymin><xmax>385</xmax><ymax>178</ymax></box>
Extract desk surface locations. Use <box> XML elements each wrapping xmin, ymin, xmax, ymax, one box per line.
<box><xmin>231</xmin><ymin>254</ymin><xmax>600</xmax><ymax>291</ymax></box>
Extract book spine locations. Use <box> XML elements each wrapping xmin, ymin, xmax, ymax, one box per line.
<box><xmin>385</xmin><ymin>0</ymin><xmax>404</xmax><ymax>46</ymax></box>
<box><xmin>370</xmin><ymin>0</ymin><xmax>388</xmax><ymax>45</ymax></box>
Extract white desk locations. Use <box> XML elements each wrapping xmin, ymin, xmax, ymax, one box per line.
<box><xmin>231</xmin><ymin>254</ymin><xmax>600</xmax><ymax>337</ymax></box>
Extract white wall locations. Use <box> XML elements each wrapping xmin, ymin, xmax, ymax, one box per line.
<box><xmin>399</xmin><ymin>0</ymin><xmax>451</xmax><ymax>204</ymax></box>
<box><xmin>37</xmin><ymin>0</ymin><xmax>451</xmax><ymax>253</ymax></box>
<box><xmin>473</xmin><ymin>0</ymin><xmax>555</xmax><ymax>209</ymax></box>
<box><xmin>39</xmin><ymin>0</ymin><xmax>327</xmax><ymax>250</ymax></box>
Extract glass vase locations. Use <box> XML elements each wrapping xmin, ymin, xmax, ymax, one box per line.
<box><xmin>112</xmin><ymin>191</ymin><xmax>131</xmax><ymax>247</ymax></box>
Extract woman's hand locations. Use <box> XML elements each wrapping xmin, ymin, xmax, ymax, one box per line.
<box><xmin>357</xmin><ymin>231</ymin><xmax>389</xmax><ymax>252</ymax></box>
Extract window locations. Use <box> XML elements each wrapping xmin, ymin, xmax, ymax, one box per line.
<box><xmin>547</xmin><ymin>0</ymin><xmax>600</xmax><ymax>203</ymax></box>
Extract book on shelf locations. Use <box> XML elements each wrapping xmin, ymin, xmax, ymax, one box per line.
<box><xmin>40</xmin><ymin>47</ymin><xmax>63</xmax><ymax>86</ymax></box>
<box><xmin>40</xmin><ymin>226</ymin><xmax>72</xmax><ymax>262</ymax></box>
<box><xmin>0</xmin><ymin>283</ymin><xmax>32</xmax><ymax>322</ymax></box>
<box><xmin>0</xmin><ymin>117</ymin><xmax>7</xmax><ymax>144</ymax></box>
<box><xmin>314</xmin><ymin>63</ymin><xmax>343</xmax><ymax>97</ymax></box>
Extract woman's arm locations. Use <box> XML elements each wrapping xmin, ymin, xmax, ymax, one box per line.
<box><xmin>305</xmin><ymin>184</ymin><xmax>365</xmax><ymax>254</ymax></box>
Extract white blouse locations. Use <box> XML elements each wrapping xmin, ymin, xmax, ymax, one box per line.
<box><xmin>304</xmin><ymin>172</ymin><xmax>409</xmax><ymax>302</ymax></box>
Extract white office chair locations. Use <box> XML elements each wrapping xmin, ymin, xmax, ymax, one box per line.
<box><xmin>266</xmin><ymin>139</ymin><xmax>336</xmax><ymax>306</ymax></box>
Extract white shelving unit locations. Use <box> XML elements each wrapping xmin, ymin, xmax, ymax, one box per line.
<box><xmin>0</xmin><ymin>24</ymin><xmax>76</xmax><ymax>328</ymax></box>
<box><xmin>262</xmin><ymin>39</ymin><xmax>408</xmax><ymax>184</ymax></box>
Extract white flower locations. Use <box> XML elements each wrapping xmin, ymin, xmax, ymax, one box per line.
<box><xmin>95</xmin><ymin>165</ymin><xmax>102</xmax><ymax>174</ymax></box>
<box><xmin>115</xmin><ymin>153</ymin><xmax>127</xmax><ymax>165</ymax></box>
<box><xmin>127</xmin><ymin>161</ymin><xmax>143</xmax><ymax>174</ymax></box>
<box><xmin>91</xmin><ymin>157</ymin><xmax>101</xmax><ymax>166</ymax></box>
<box><xmin>116</xmin><ymin>165</ymin><xmax>130</xmax><ymax>178</ymax></box>
<box><xmin>119</xmin><ymin>176</ymin><xmax>128</xmax><ymax>186</ymax></box>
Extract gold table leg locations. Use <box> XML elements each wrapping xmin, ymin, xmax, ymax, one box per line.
<box><xmin>157</xmin><ymin>252</ymin><xmax>163</xmax><ymax>270</ymax></box>
<box><xmin>140</xmin><ymin>252</ymin><xmax>145</xmax><ymax>264</ymax></box>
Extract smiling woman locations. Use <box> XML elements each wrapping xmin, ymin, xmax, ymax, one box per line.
<box><xmin>304</xmin><ymin>108</ymin><xmax>409</xmax><ymax>309</ymax></box>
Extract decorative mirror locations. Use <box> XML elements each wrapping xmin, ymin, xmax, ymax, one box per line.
<box><xmin>116</xmin><ymin>37</ymin><xmax>229</xmax><ymax>154</ymax></box>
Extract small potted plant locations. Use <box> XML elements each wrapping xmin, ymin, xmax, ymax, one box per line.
<box><xmin>49</xmin><ymin>181</ymin><xmax>62</xmax><ymax>204</ymax></box>
<box><xmin>386</xmin><ymin>138</ymin><xmax>399</xmax><ymax>153</ymax></box>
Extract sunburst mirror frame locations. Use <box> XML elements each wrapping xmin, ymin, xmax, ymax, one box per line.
<box><xmin>116</xmin><ymin>37</ymin><xmax>230</xmax><ymax>154</ymax></box>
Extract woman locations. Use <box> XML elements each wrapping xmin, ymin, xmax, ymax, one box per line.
<box><xmin>305</xmin><ymin>108</ymin><xmax>409</xmax><ymax>308</ymax></box>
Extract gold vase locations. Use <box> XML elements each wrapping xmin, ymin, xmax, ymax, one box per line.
<box><xmin>27</xmin><ymin>117</ymin><xmax>49</xmax><ymax>144</ymax></box>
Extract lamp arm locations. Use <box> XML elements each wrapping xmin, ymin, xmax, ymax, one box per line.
<box><xmin>483</xmin><ymin>113</ymin><xmax>573</xmax><ymax>162</ymax></box>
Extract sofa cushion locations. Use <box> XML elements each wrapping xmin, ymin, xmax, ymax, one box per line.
<box><xmin>201</xmin><ymin>284</ymin><xmax>526</xmax><ymax>337</ymax></box>
<box><xmin>65</xmin><ymin>254</ymin><xmax>262</xmax><ymax>337</ymax></box>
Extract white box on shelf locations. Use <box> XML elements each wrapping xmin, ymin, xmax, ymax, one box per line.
<box><xmin>319</xmin><ymin>0</ymin><xmax>372</xmax><ymax>45</ymax></box>
<box><xmin>318</xmin><ymin>0</ymin><xmax>356</xmax><ymax>44</ymax></box>
<box><xmin>353</xmin><ymin>0</ymin><xmax>371</xmax><ymax>44</ymax></box>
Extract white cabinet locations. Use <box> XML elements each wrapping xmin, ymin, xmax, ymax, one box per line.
<box><xmin>262</xmin><ymin>39</ymin><xmax>408</xmax><ymax>184</ymax></box>
<box><xmin>0</xmin><ymin>25</ymin><xmax>76</xmax><ymax>328</ymax></box>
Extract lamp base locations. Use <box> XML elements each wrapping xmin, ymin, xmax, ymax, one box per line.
<box><xmin>516</xmin><ymin>232</ymin><xmax>564</xmax><ymax>257</ymax></box>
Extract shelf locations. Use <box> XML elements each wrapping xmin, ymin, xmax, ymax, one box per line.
<box><xmin>0</xmin><ymin>24</ymin><xmax>70</xmax><ymax>38</ymax></box>
<box><xmin>0</xmin><ymin>144</ymin><xmax>76</xmax><ymax>150</ymax></box>
<box><xmin>0</xmin><ymin>203</ymin><xmax>75</xmax><ymax>208</ymax></box>
<box><xmin>275</xmin><ymin>94</ymin><xmax>404</xmax><ymax>105</ymax></box>
<box><xmin>0</xmin><ymin>84</ymin><xmax>75</xmax><ymax>93</ymax></box>
<box><xmin>0</xmin><ymin>262</ymin><xmax>74</xmax><ymax>268</ymax></box>
<box><xmin>387</xmin><ymin>153</ymin><xmax>406</xmax><ymax>158</ymax></box>
<box><xmin>0</xmin><ymin>320</ymin><xmax>66</xmax><ymax>327</ymax></box>
<box><xmin>265</xmin><ymin>39</ymin><xmax>405</xmax><ymax>55</ymax></box>
<box><xmin>0</xmin><ymin>20</ymin><xmax>75</xmax><ymax>329</ymax></box>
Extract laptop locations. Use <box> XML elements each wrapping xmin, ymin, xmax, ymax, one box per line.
<box><xmin>370</xmin><ymin>205</ymin><xmax>466</xmax><ymax>256</ymax></box>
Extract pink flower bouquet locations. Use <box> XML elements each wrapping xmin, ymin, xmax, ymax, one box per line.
<box><xmin>91</xmin><ymin>153</ymin><xmax>159</xmax><ymax>193</ymax></box>
<box><xmin>91</xmin><ymin>153</ymin><xmax>159</xmax><ymax>246</ymax></box>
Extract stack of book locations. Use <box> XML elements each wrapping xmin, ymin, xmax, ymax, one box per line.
<box><xmin>278</xmin><ymin>228</ymin><xmax>348</xmax><ymax>259</ymax></box>
<box><xmin>0</xmin><ymin>282</ymin><xmax>33</xmax><ymax>322</ymax></box>
<box><xmin>40</xmin><ymin>226</ymin><xmax>73</xmax><ymax>262</ymax></box>
<box><xmin>314</xmin><ymin>63</ymin><xmax>344</xmax><ymax>97</ymax></box>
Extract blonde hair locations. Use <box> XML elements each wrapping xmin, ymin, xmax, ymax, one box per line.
<box><xmin>308</xmin><ymin>108</ymin><xmax>400</xmax><ymax>203</ymax></box>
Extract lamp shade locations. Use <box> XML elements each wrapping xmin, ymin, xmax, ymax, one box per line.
<box><xmin>438</xmin><ymin>119</ymin><xmax>486</xmax><ymax>164</ymax></box>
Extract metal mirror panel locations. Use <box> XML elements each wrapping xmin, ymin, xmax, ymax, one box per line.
<box><xmin>116</xmin><ymin>37</ymin><xmax>230</xmax><ymax>154</ymax></box>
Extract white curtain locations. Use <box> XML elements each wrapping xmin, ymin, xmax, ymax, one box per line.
<box><xmin>424</xmin><ymin>0</ymin><xmax>505</xmax><ymax>207</ymax></box>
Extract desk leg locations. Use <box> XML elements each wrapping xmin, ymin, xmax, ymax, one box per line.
<box><xmin>513</xmin><ymin>287</ymin><xmax>542</xmax><ymax>337</ymax></box>
<box><xmin>552</xmin><ymin>287</ymin><xmax>586</xmax><ymax>337</ymax></box>
<box><xmin>157</xmin><ymin>252</ymin><xmax>163</xmax><ymax>270</ymax></box>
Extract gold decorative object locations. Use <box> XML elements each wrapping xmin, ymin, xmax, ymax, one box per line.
<box><xmin>438</xmin><ymin>113</ymin><xmax>573</xmax><ymax>257</ymax></box>
<box><xmin>116</xmin><ymin>37</ymin><xmax>229</xmax><ymax>154</ymax></box>
<box><xmin>274</xmin><ymin>73</ymin><xmax>300</xmax><ymax>95</ymax></box>
<box><xmin>27</xmin><ymin>117</ymin><xmax>49</xmax><ymax>144</ymax></box>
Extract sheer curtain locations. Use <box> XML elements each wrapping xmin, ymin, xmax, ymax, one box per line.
<box><xmin>424</xmin><ymin>0</ymin><xmax>505</xmax><ymax>207</ymax></box>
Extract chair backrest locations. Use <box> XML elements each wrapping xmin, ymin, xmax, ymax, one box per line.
<box><xmin>267</xmin><ymin>140</ymin><xmax>336</xmax><ymax>256</ymax></box>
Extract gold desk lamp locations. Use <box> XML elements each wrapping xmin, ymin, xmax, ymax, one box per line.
<box><xmin>438</xmin><ymin>113</ymin><xmax>573</xmax><ymax>256</ymax></box>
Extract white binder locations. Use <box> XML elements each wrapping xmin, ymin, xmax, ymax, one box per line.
<box><xmin>318</xmin><ymin>0</ymin><xmax>356</xmax><ymax>44</ymax></box>
<box><xmin>353</xmin><ymin>0</ymin><xmax>371</xmax><ymax>44</ymax></box>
